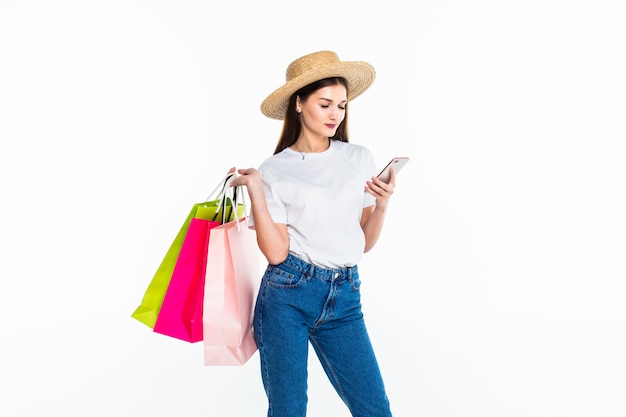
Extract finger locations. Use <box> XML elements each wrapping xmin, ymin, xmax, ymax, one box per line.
<box><xmin>365</xmin><ymin>182</ymin><xmax>385</xmax><ymax>197</ymax></box>
<box><xmin>371</xmin><ymin>177</ymin><xmax>390</xmax><ymax>192</ymax></box>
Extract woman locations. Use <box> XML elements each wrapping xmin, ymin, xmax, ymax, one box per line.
<box><xmin>230</xmin><ymin>50</ymin><xmax>396</xmax><ymax>417</ymax></box>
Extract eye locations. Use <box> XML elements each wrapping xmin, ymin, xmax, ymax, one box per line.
<box><xmin>339</xmin><ymin>106</ymin><xmax>346</xmax><ymax>110</ymax></box>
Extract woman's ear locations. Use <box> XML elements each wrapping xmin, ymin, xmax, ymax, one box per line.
<box><xmin>295</xmin><ymin>95</ymin><xmax>301</xmax><ymax>113</ymax></box>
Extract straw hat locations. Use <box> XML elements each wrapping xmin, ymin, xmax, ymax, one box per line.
<box><xmin>260</xmin><ymin>50</ymin><xmax>376</xmax><ymax>120</ymax></box>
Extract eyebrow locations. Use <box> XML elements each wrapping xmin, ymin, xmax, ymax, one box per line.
<box><xmin>319</xmin><ymin>97</ymin><xmax>348</xmax><ymax>103</ymax></box>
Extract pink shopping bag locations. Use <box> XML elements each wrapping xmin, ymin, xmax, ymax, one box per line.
<box><xmin>153</xmin><ymin>217</ymin><xmax>220</xmax><ymax>342</ymax></box>
<box><xmin>203</xmin><ymin>217</ymin><xmax>260</xmax><ymax>365</ymax></box>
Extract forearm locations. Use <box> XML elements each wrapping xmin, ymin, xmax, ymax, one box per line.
<box><xmin>362</xmin><ymin>167</ymin><xmax>397</xmax><ymax>252</ymax></box>
<box><xmin>362</xmin><ymin>202</ymin><xmax>388</xmax><ymax>252</ymax></box>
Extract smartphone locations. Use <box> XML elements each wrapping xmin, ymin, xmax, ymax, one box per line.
<box><xmin>377</xmin><ymin>157</ymin><xmax>410</xmax><ymax>184</ymax></box>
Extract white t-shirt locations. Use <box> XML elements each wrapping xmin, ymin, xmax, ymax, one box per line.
<box><xmin>249</xmin><ymin>140</ymin><xmax>377</xmax><ymax>268</ymax></box>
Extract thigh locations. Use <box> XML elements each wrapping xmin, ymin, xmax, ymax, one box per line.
<box><xmin>253</xmin><ymin>264</ymin><xmax>312</xmax><ymax>417</ymax></box>
<box><xmin>310</xmin><ymin>312</ymin><xmax>392</xmax><ymax>416</ymax></box>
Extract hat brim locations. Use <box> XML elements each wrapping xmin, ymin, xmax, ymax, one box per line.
<box><xmin>260</xmin><ymin>61</ymin><xmax>376</xmax><ymax>120</ymax></box>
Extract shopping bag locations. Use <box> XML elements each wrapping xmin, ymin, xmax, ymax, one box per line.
<box><xmin>152</xmin><ymin>217</ymin><xmax>219</xmax><ymax>342</ymax></box>
<box><xmin>131</xmin><ymin>173</ymin><xmax>244</xmax><ymax>329</ymax></box>
<box><xmin>203</xmin><ymin>217</ymin><xmax>260</xmax><ymax>366</ymax></box>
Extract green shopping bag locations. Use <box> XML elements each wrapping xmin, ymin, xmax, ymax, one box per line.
<box><xmin>131</xmin><ymin>174</ymin><xmax>245</xmax><ymax>329</ymax></box>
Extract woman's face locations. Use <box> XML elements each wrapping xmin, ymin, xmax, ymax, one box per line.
<box><xmin>297</xmin><ymin>84</ymin><xmax>347</xmax><ymax>139</ymax></box>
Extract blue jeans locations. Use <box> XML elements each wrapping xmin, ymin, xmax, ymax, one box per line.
<box><xmin>254</xmin><ymin>253</ymin><xmax>393</xmax><ymax>417</ymax></box>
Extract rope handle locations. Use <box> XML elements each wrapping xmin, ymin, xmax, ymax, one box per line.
<box><xmin>220</xmin><ymin>174</ymin><xmax>248</xmax><ymax>231</ymax></box>
<box><xmin>205</xmin><ymin>171</ymin><xmax>248</xmax><ymax>229</ymax></box>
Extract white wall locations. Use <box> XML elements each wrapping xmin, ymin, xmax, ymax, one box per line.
<box><xmin>1</xmin><ymin>1</ymin><xmax>624</xmax><ymax>416</ymax></box>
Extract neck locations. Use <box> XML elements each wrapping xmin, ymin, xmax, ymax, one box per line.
<box><xmin>294</xmin><ymin>136</ymin><xmax>330</xmax><ymax>153</ymax></box>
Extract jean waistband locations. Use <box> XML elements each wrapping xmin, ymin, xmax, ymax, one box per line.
<box><xmin>281</xmin><ymin>253</ymin><xmax>358</xmax><ymax>281</ymax></box>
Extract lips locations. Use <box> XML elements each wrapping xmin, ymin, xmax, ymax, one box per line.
<box><xmin>325</xmin><ymin>124</ymin><xmax>336</xmax><ymax>129</ymax></box>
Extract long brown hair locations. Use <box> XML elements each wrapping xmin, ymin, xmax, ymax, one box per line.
<box><xmin>273</xmin><ymin>77</ymin><xmax>350</xmax><ymax>155</ymax></box>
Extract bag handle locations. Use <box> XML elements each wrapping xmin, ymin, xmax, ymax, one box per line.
<box><xmin>204</xmin><ymin>172</ymin><xmax>234</xmax><ymax>202</ymax></box>
<box><xmin>206</xmin><ymin>172</ymin><xmax>238</xmax><ymax>223</ymax></box>
<box><xmin>203</xmin><ymin>171</ymin><xmax>249</xmax><ymax>227</ymax></box>
<box><xmin>220</xmin><ymin>175</ymin><xmax>248</xmax><ymax>231</ymax></box>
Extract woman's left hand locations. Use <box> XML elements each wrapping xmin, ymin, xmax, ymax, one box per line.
<box><xmin>364</xmin><ymin>167</ymin><xmax>396</xmax><ymax>206</ymax></box>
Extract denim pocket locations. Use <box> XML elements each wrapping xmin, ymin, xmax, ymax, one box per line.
<box><xmin>349</xmin><ymin>272</ymin><xmax>362</xmax><ymax>292</ymax></box>
<box><xmin>266</xmin><ymin>265</ymin><xmax>304</xmax><ymax>288</ymax></box>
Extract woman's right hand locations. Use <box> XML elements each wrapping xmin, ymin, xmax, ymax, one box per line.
<box><xmin>227</xmin><ymin>167</ymin><xmax>290</xmax><ymax>264</ymax></box>
<box><xmin>228</xmin><ymin>167</ymin><xmax>264</xmax><ymax>198</ymax></box>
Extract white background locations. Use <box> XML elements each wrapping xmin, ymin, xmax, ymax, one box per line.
<box><xmin>1</xmin><ymin>1</ymin><xmax>625</xmax><ymax>416</ymax></box>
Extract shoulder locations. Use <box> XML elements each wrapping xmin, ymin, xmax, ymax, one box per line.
<box><xmin>258</xmin><ymin>149</ymin><xmax>290</xmax><ymax>169</ymax></box>
<box><xmin>258</xmin><ymin>149</ymin><xmax>297</xmax><ymax>182</ymax></box>
<box><xmin>332</xmin><ymin>140</ymin><xmax>373</xmax><ymax>158</ymax></box>
<box><xmin>332</xmin><ymin>141</ymin><xmax>375</xmax><ymax>166</ymax></box>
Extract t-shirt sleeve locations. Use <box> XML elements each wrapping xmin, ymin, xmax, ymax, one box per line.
<box><xmin>363</xmin><ymin>149</ymin><xmax>377</xmax><ymax>208</ymax></box>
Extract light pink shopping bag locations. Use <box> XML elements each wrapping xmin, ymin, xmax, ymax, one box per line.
<box><xmin>203</xmin><ymin>217</ymin><xmax>260</xmax><ymax>365</ymax></box>
<box><xmin>153</xmin><ymin>218</ymin><xmax>220</xmax><ymax>342</ymax></box>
